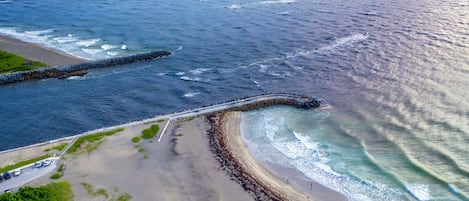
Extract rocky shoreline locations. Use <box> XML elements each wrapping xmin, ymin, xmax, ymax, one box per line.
<box><xmin>207</xmin><ymin>113</ymin><xmax>286</xmax><ymax>201</ymax></box>
<box><xmin>0</xmin><ymin>50</ymin><xmax>171</xmax><ymax>85</ymax></box>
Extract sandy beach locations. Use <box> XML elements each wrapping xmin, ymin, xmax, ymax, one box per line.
<box><xmin>1</xmin><ymin>107</ymin><xmax>346</xmax><ymax>200</ymax></box>
<box><xmin>0</xmin><ymin>34</ymin><xmax>87</xmax><ymax>66</ymax></box>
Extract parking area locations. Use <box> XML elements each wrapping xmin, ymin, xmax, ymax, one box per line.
<box><xmin>0</xmin><ymin>157</ymin><xmax>58</xmax><ymax>193</ymax></box>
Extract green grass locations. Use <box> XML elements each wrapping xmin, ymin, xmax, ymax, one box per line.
<box><xmin>50</xmin><ymin>172</ymin><xmax>63</xmax><ymax>179</ymax></box>
<box><xmin>45</xmin><ymin>143</ymin><xmax>68</xmax><ymax>152</ymax></box>
<box><xmin>48</xmin><ymin>181</ymin><xmax>74</xmax><ymax>201</ymax></box>
<box><xmin>137</xmin><ymin>147</ymin><xmax>146</xmax><ymax>153</ymax></box>
<box><xmin>131</xmin><ymin>136</ymin><xmax>141</xmax><ymax>143</ymax></box>
<box><xmin>141</xmin><ymin>124</ymin><xmax>159</xmax><ymax>139</ymax></box>
<box><xmin>144</xmin><ymin>119</ymin><xmax>164</xmax><ymax>124</ymax></box>
<box><xmin>0</xmin><ymin>181</ymin><xmax>73</xmax><ymax>201</ymax></box>
<box><xmin>143</xmin><ymin>154</ymin><xmax>149</xmax><ymax>159</ymax></box>
<box><xmin>0</xmin><ymin>50</ymin><xmax>47</xmax><ymax>74</ymax></box>
<box><xmin>0</xmin><ymin>154</ymin><xmax>49</xmax><ymax>173</ymax></box>
<box><xmin>117</xmin><ymin>193</ymin><xmax>132</xmax><ymax>201</ymax></box>
<box><xmin>176</xmin><ymin>133</ymin><xmax>184</xmax><ymax>137</ymax></box>
<box><xmin>80</xmin><ymin>182</ymin><xmax>109</xmax><ymax>199</ymax></box>
<box><xmin>67</xmin><ymin>128</ymin><xmax>124</xmax><ymax>154</ymax></box>
<box><xmin>57</xmin><ymin>163</ymin><xmax>65</xmax><ymax>172</ymax></box>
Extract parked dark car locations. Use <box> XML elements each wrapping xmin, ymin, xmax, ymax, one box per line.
<box><xmin>2</xmin><ymin>172</ymin><xmax>11</xmax><ymax>180</ymax></box>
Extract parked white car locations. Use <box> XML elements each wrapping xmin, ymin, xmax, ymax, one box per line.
<box><xmin>13</xmin><ymin>169</ymin><xmax>21</xmax><ymax>177</ymax></box>
<box><xmin>43</xmin><ymin>159</ymin><xmax>52</xmax><ymax>167</ymax></box>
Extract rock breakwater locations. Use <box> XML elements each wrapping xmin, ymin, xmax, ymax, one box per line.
<box><xmin>0</xmin><ymin>50</ymin><xmax>171</xmax><ymax>84</ymax></box>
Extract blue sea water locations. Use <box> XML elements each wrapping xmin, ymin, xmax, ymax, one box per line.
<box><xmin>0</xmin><ymin>0</ymin><xmax>468</xmax><ymax>200</ymax></box>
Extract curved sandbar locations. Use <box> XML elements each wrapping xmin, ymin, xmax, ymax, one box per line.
<box><xmin>0</xmin><ymin>50</ymin><xmax>171</xmax><ymax>85</ymax></box>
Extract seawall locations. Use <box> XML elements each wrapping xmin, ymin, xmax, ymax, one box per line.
<box><xmin>0</xmin><ymin>93</ymin><xmax>323</xmax><ymax>153</ymax></box>
<box><xmin>0</xmin><ymin>50</ymin><xmax>171</xmax><ymax>84</ymax></box>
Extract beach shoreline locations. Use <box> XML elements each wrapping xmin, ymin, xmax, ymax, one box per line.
<box><xmin>210</xmin><ymin>111</ymin><xmax>348</xmax><ymax>201</ymax></box>
<box><xmin>0</xmin><ymin>94</ymin><xmax>343</xmax><ymax>200</ymax></box>
<box><xmin>0</xmin><ymin>33</ymin><xmax>87</xmax><ymax>66</ymax></box>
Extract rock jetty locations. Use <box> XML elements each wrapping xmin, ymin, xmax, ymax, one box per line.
<box><xmin>0</xmin><ymin>50</ymin><xmax>171</xmax><ymax>85</ymax></box>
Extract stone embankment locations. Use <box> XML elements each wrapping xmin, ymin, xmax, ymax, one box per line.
<box><xmin>0</xmin><ymin>50</ymin><xmax>171</xmax><ymax>84</ymax></box>
<box><xmin>206</xmin><ymin>95</ymin><xmax>322</xmax><ymax>201</ymax></box>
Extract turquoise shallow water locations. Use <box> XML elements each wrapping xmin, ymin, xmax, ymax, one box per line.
<box><xmin>241</xmin><ymin>105</ymin><xmax>468</xmax><ymax>201</ymax></box>
<box><xmin>0</xmin><ymin>0</ymin><xmax>468</xmax><ymax>200</ymax></box>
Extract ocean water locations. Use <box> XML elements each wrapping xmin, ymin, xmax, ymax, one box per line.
<box><xmin>0</xmin><ymin>0</ymin><xmax>468</xmax><ymax>200</ymax></box>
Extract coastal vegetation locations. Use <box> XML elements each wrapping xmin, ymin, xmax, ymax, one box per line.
<box><xmin>141</xmin><ymin>124</ymin><xmax>159</xmax><ymax>140</ymax></box>
<box><xmin>0</xmin><ymin>154</ymin><xmax>49</xmax><ymax>173</ymax></box>
<box><xmin>0</xmin><ymin>181</ymin><xmax>73</xmax><ymax>201</ymax></box>
<box><xmin>0</xmin><ymin>50</ymin><xmax>47</xmax><ymax>74</ymax></box>
<box><xmin>131</xmin><ymin>136</ymin><xmax>141</xmax><ymax>143</ymax></box>
<box><xmin>176</xmin><ymin>133</ymin><xmax>184</xmax><ymax>137</ymax></box>
<box><xmin>67</xmin><ymin>128</ymin><xmax>124</xmax><ymax>154</ymax></box>
<box><xmin>45</xmin><ymin>143</ymin><xmax>68</xmax><ymax>152</ymax></box>
<box><xmin>50</xmin><ymin>172</ymin><xmax>63</xmax><ymax>179</ymax></box>
<box><xmin>143</xmin><ymin>119</ymin><xmax>165</xmax><ymax>124</ymax></box>
<box><xmin>51</xmin><ymin>163</ymin><xmax>66</xmax><ymax>179</ymax></box>
<box><xmin>81</xmin><ymin>182</ymin><xmax>132</xmax><ymax>201</ymax></box>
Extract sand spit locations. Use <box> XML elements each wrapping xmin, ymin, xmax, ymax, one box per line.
<box><xmin>207</xmin><ymin>111</ymin><xmax>312</xmax><ymax>201</ymax></box>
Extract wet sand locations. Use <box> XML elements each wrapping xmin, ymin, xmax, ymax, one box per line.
<box><xmin>0</xmin><ymin>34</ymin><xmax>87</xmax><ymax>66</ymax></box>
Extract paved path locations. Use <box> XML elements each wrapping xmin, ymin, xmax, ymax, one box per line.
<box><xmin>0</xmin><ymin>157</ymin><xmax>59</xmax><ymax>193</ymax></box>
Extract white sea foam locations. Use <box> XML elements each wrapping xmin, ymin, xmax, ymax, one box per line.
<box><xmin>76</xmin><ymin>38</ymin><xmax>100</xmax><ymax>47</ymax></box>
<box><xmin>260</xmin><ymin>0</ymin><xmax>297</xmax><ymax>4</ymax></box>
<box><xmin>226</xmin><ymin>4</ymin><xmax>243</xmax><ymax>9</ymax></box>
<box><xmin>106</xmin><ymin>51</ymin><xmax>119</xmax><ymax>56</ymax></box>
<box><xmin>81</xmin><ymin>48</ymin><xmax>104</xmax><ymax>55</ymax></box>
<box><xmin>67</xmin><ymin>76</ymin><xmax>85</xmax><ymax>80</ymax></box>
<box><xmin>183</xmin><ymin>92</ymin><xmax>201</xmax><ymax>97</ymax></box>
<box><xmin>101</xmin><ymin>44</ymin><xmax>118</xmax><ymax>50</ymax></box>
<box><xmin>175</xmin><ymin>72</ymin><xmax>185</xmax><ymax>76</ymax></box>
<box><xmin>189</xmin><ymin>68</ymin><xmax>211</xmax><ymax>75</ymax></box>
<box><xmin>405</xmin><ymin>184</ymin><xmax>431</xmax><ymax>201</ymax></box>
<box><xmin>176</xmin><ymin>46</ymin><xmax>183</xmax><ymax>51</ymax></box>
<box><xmin>25</xmin><ymin>29</ymin><xmax>54</xmax><ymax>35</ymax></box>
<box><xmin>180</xmin><ymin>76</ymin><xmax>201</xmax><ymax>82</ymax></box>
<box><xmin>0</xmin><ymin>27</ymin><xmax>51</xmax><ymax>44</ymax></box>
<box><xmin>318</xmin><ymin>33</ymin><xmax>369</xmax><ymax>51</ymax></box>
<box><xmin>0</xmin><ymin>0</ymin><xmax>12</xmax><ymax>3</ymax></box>
<box><xmin>277</xmin><ymin>11</ymin><xmax>291</xmax><ymax>15</ymax></box>
<box><xmin>121</xmin><ymin>44</ymin><xmax>127</xmax><ymax>50</ymax></box>
<box><xmin>53</xmin><ymin>35</ymin><xmax>77</xmax><ymax>43</ymax></box>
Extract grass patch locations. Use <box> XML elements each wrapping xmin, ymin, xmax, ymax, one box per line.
<box><xmin>0</xmin><ymin>181</ymin><xmax>73</xmax><ymax>201</ymax></box>
<box><xmin>137</xmin><ymin>147</ymin><xmax>146</xmax><ymax>153</ymax></box>
<box><xmin>46</xmin><ymin>143</ymin><xmax>68</xmax><ymax>152</ymax></box>
<box><xmin>48</xmin><ymin>181</ymin><xmax>74</xmax><ymax>201</ymax></box>
<box><xmin>50</xmin><ymin>172</ymin><xmax>63</xmax><ymax>179</ymax></box>
<box><xmin>131</xmin><ymin>136</ymin><xmax>141</xmax><ymax>143</ymax></box>
<box><xmin>0</xmin><ymin>50</ymin><xmax>47</xmax><ymax>74</ymax></box>
<box><xmin>52</xmin><ymin>143</ymin><xmax>68</xmax><ymax>151</ymax></box>
<box><xmin>57</xmin><ymin>163</ymin><xmax>65</xmax><ymax>172</ymax></box>
<box><xmin>117</xmin><ymin>193</ymin><xmax>132</xmax><ymax>201</ymax></box>
<box><xmin>144</xmin><ymin>119</ymin><xmax>164</xmax><ymax>124</ymax></box>
<box><xmin>0</xmin><ymin>154</ymin><xmax>49</xmax><ymax>173</ymax></box>
<box><xmin>143</xmin><ymin>154</ymin><xmax>149</xmax><ymax>159</ymax></box>
<box><xmin>141</xmin><ymin>124</ymin><xmax>159</xmax><ymax>139</ymax></box>
<box><xmin>67</xmin><ymin>128</ymin><xmax>124</xmax><ymax>154</ymax></box>
<box><xmin>186</xmin><ymin>116</ymin><xmax>195</xmax><ymax>121</ymax></box>
<box><xmin>81</xmin><ymin>182</ymin><xmax>109</xmax><ymax>198</ymax></box>
<box><xmin>176</xmin><ymin>133</ymin><xmax>184</xmax><ymax>137</ymax></box>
